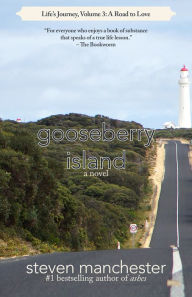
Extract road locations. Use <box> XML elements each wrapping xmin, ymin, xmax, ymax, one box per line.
<box><xmin>0</xmin><ymin>141</ymin><xmax>192</xmax><ymax>297</ymax></box>
<box><xmin>151</xmin><ymin>141</ymin><xmax>192</xmax><ymax>297</ymax></box>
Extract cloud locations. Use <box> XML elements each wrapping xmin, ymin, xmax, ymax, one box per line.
<box><xmin>0</xmin><ymin>17</ymin><xmax>192</xmax><ymax>128</ymax></box>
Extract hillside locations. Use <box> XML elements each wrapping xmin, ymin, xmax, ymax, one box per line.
<box><xmin>0</xmin><ymin>114</ymin><xmax>152</xmax><ymax>256</ymax></box>
<box><xmin>155</xmin><ymin>128</ymin><xmax>192</xmax><ymax>140</ymax></box>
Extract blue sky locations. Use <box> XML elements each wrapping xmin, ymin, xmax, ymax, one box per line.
<box><xmin>1</xmin><ymin>0</ymin><xmax>192</xmax><ymax>128</ymax></box>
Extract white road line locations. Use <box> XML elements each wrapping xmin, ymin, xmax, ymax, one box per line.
<box><xmin>170</xmin><ymin>246</ymin><xmax>185</xmax><ymax>297</ymax></box>
<box><xmin>175</xmin><ymin>142</ymin><xmax>180</xmax><ymax>248</ymax></box>
<box><xmin>169</xmin><ymin>143</ymin><xmax>185</xmax><ymax>297</ymax></box>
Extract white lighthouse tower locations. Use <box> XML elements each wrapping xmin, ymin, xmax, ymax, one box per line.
<box><xmin>178</xmin><ymin>65</ymin><xmax>191</xmax><ymax>128</ymax></box>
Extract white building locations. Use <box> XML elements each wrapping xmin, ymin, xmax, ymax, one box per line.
<box><xmin>163</xmin><ymin>121</ymin><xmax>176</xmax><ymax>129</ymax></box>
<box><xmin>178</xmin><ymin>65</ymin><xmax>191</xmax><ymax>128</ymax></box>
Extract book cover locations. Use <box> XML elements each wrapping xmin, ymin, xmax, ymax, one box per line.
<box><xmin>0</xmin><ymin>1</ymin><xmax>191</xmax><ymax>296</ymax></box>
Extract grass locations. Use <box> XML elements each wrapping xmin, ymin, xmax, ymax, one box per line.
<box><xmin>0</xmin><ymin>224</ymin><xmax>68</xmax><ymax>258</ymax></box>
<box><xmin>122</xmin><ymin>143</ymin><xmax>157</xmax><ymax>249</ymax></box>
<box><xmin>122</xmin><ymin>190</ymin><xmax>153</xmax><ymax>249</ymax></box>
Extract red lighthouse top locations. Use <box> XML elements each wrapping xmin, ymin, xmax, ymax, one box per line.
<box><xmin>181</xmin><ymin>65</ymin><xmax>188</xmax><ymax>71</ymax></box>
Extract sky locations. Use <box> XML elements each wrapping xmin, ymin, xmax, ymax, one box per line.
<box><xmin>1</xmin><ymin>0</ymin><xmax>192</xmax><ymax>128</ymax></box>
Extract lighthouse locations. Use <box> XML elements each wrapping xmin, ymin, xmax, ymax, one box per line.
<box><xmin>178</xmin><ymin>65</ymin><xmax>191</xmax><ymax>128</ymax></box>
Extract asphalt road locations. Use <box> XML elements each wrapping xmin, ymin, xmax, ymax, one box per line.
<box><xmin>151</xmin><ymin>141</ymin><xmax>192</xmax><ymax>297</ymax></box>
<box><xmin>151</xmin><ymin>141</ymin><xmax>192</xmax><ymax>248</ymax></box>
<box><xmin>0</xmin><ymin>141</ymin><xmax>191</xmax><ymax>297</ymax></box>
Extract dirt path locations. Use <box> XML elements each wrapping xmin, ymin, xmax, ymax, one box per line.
<box><xmin>142</xmin><ymin>140</ymin><xmax>166</xmax><ymax>248</ymax></box>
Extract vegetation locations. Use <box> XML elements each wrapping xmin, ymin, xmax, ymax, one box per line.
<box><xmin>155</xmin><ymin>128</ymin><xmax>192</xmax><ymax>140</ymax></box>
<box><xmin>0</xmin><ymin>113</ymin><xmax>151</xmax><ymax>255</ymax></box>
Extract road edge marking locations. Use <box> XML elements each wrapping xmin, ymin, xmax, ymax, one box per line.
<box><xmin>168</xmin><ymin>246</ymin><xmax>185</xmax><ymax>297</ymax></box>
<box><xmin>175</xmin><ymin>142</ymin><xmax>180</xmax><ymax>248</ymax></box>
